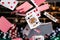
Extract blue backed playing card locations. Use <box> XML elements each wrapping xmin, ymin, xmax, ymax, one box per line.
<box><xmin>28</xmin><ymin>22</ymin><xmax>53</xmax><ymax>38</ymax></box>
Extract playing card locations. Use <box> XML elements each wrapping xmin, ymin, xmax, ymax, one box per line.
<box><xmin>25</xmin><ymin>12</ymin><xmax>41</xmax><ymax>29</ymax></box>
<box><xmin>36</xmin><ymin>22</ymin><xmax>53</xmax><ymax>35</ymax></box>
<box><xmin>28</xmin><ymin>22</ymin><xmax>53</xmax><ymax>38</ymax></box>
<box><xmin>0</xmin><ymin>0</ymin><xmax>18</xmax><ymax>10</ymax></box>
<box><xmin>15</xmin><ymin>13</ymin><xmax>26</xmax><ymax>16</ymax></box>
<box><xmin>38</xmin><ymin>4</ymin><xmax>50</xmax><ymax>11</ymax></box>
<box><xmin>12</xmin><ymin>38</ymin><xmax>22</xmax><ymax>40</ymax></box>
<box><xmin>0</xmin><ymin>16</ymin><xmax>12</xmax><ymax>33</ymax></box>
<box><xmin>16</xmin><ymin>1</ymin><xmax>33</xmax><ymax>13</ymax></box>
<box><xmin>44</xmin><ymin>12</ymin><xmax>58</xmax><ymax>22</ymax></box>
<box><xmin>26</xmin><ymin>8</ymin><xmax>41</xmax><ymax>18</ymax></box>
<box><xmin>23</xmin><ymin>25</ymin><xmax>31</xmax><ymax>36</ymax></box>
<box><xmin>31</xmin><ymin>0</ymin><xmax>46</xmax><ymax>7</ymax></box>
<box><xmin>33</xmin><ymin>35</ymin><xmax>44</xmax><ymax>40</ymax></box>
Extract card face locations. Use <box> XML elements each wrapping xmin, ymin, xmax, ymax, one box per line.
<box><xmin>25</xmin><ymin>12</ymin><xmax>40</xmax><ymax>29</ymax></box>
<box><xmin>33</xmin><ymin>35</ymin><xmax>44</xmax><ymax>40</ymax></box>
<box><xmin>38</xmin><ymin>4</ymin><xmax>50</xmax><ymax>11</ymax></box>
<box><xmin>0</xmin><ymin>16</ymin><xmax>12</xmax><ymax>33</ymax></box>
<box><xmin>44</xmin><ymin>12</ymin><xmax>58</xmax><ymax>22</ymax></box>
<box><xmin>16</xmin><ymin>1</ymin><xmax>33</xmax><ymax>13</ymax></box>
<box><xmin>0</xmin><ymin>0</ymin><xmax>18</xmax><ymax>10</ymax></box>
<box><xmin>23</xmin><ymin>25</ymin><xmax>31</xmax><ymax>36</ymax></box>
<box><xmin>31</xmin><ymin>0</ymin><xmax>46</xmax><ymax>7</ymax></box>
<box><xmin>26</xmin><ymin>8</ymin><xmax>41</xmax><ymax>18</ymax></box>
<box><xmin>28</xmin><ymin>22</ymin><xmax>53</xmax><ymax>38</ymax></box>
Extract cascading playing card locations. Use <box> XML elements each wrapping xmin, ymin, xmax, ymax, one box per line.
<box><xmin>0</xmin><ymin>16</ymin><xmax>12</xmax><ymax>33</ymax></box>
<box><xmin>31</xmin><ymin>0</ymin><xmax>46</xmax><ymax>7</ymax></box>
<box><xmin>32</xmin><ymin>35</ymin><xmax>44</xmax><ymax>40</ymax></box>
<box><xmin>0</xmin><ymin>0</ymin><xmax>18</xmax><ymax>10</ymax></box>
<box><xmin>44</xmin><ymin>12</ymin><xmax>58</xmax><ymax>22</ymax></box>
<box><xmin>23</xmin><ymin>25</ymin><xmax>31</xmax><ymax>36</ymax></box>
<box><xmin>25</xmin><ymin>12</ymin><xmax>40</xmax><ymax>29</ymax></box>
<box><xmin>16</xmin><ymin>1</ymin><xmax>33</xmax><ymax>13</ymax></box>
<box><xmin>28</xmin><ymin>22</ymin><xmax>53</xmax><ymax>38</ymax></box>
<box><xmin>26</xmin><ymin>8</ymin><xmax>41</xmax><ymax>18</ymax></box>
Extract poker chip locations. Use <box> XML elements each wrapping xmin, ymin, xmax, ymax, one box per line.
<box><xmin>58</xmin><ymin>28</ymin><xmax>60</xmax><ymax>31</ymax></box>
<box><xmin>49</xmin><ymin>27</ymin><xmax>60</xmax><ymax>40</ymax></box>
<box><xmin>55</xmin><ymin>37</ymin><xmax>59</xmax><ymax>40</ymax></box>
<box><xmin>21</xmin><ymin>27</ymin><xmax>23</xmax><ymax>31</ymax></box>
<box><xmin>18</xmin><ymin>34</ymin><xmax>20</xmax><ymax>37</ymax></box>
<box><xmin>8</xmin><ymin>35</ymin><xmax>11</xmax><ymax>38</ymax></box>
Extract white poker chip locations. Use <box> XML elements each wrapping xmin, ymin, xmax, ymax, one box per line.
<box><xmin>9</xmin><ymin>33</ymin><xmax>11</xmax><ymax>35</ymax></box>
<box><xmin>12</xmin><ymin>35</ymin><xmax>15</xmax><ymax>37</ymax></box>
<box><xmin>15</xmin><ymin>30</ymin><xmax>17</xmax><ymax>33</ymax></box>
<box><xmin>8</xmin><ymin>35</ymin><xmax>11</xmax><ymax>38</ymax></box>
<box><xmin>0</xmin><ymin>34</ymin><xmax>1</xmax><ymax>35</ymax></box>
<box><xmin>9</xmin><ymin>30</ymin><xmax>12</xmax><ymax>33</ymax></box>
<box><xmin>15</xmin><ymin>34</ymin><xmax>17</xmax><ymax>35</ymax></box>
<box><xmin>17</xmin><ymin>33</ymin><xmax>20</xmax><ymax>37</ymax></box>
<box><xmin>1</xmin><ymin>32</ymin><xmax>3</xmax><ymax>34</ymax></box>
<box><xmin>52</xmin><ymin>30</ymin><xmax>55</xmax><ymax>33</ymax></box>
<box><xmin>21</xmin><ymin>27</ymin><xmax>23</xmax><ymax>30</ymax></box>
<box><xmin>13</xmin><ymin>32</ymin><xmax>15</xmax><ymax>34</ymax></box>
<box><xmin>6</xmin><ymin>32</ymin><xmax>8</xmax><ymax>34</ymax></box>
<box><xmin>58</xmin><ymin>28</ymin><xmax>60</xmax><ymax>31</ymax></box>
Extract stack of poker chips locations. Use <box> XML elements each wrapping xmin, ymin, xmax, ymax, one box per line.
<box><xmin>49</xmin><ymin>27</ymin><xmax>60</xmax><ymax>40</ymax></box>
<box><xmin>0</xmin><ymin>31</ymin><xmax>11</xmax><ymax>40</ymax></box>
<box><xmin>9</xmin><ymin>26</ymin><xmax>18</xmax><ymax>39</ymax></box>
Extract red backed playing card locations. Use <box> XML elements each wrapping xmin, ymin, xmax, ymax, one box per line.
<box><xmin>38</xmin><ymin>4</ymin><xmax>50</xmax><ymax>11</ymax></box>
<box><xmin>0</xmin><ymin>16</ymin><xmax>12</xmax><ymax>33</ymax></box>
<box><xmin>31</xmin><ymin>0</ymin><xmax>46</xmax><ymax>7</ymax></box>
<box><xmin>12</xmin><ymin>38</ymin><xmax>22</xmax><ymax>40</ymax></box>
<box><xmin>16</xmin><ymin>1</ymin><xmax>33</xmax><ymax>13</ymax></box>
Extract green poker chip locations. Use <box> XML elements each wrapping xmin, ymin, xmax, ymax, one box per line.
<box><xmin>0</xmin><ymin>38</ymin><xmax>11</xmax><ymax>40</ymax></box>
